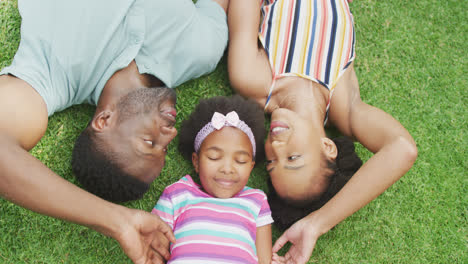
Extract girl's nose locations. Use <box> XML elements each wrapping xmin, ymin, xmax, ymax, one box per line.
<box><xmin>220</xmin><ymin>159</ymin><xmax>235</xmax><ymax>174</ymax></box>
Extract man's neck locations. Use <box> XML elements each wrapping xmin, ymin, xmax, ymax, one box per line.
<box><xmin>95</xmin><ymin>60</ymin><xmax>162</xmax><ymax>114</ymax></box>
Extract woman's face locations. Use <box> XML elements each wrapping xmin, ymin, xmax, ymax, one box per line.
<box><xmin>265</xmin><ymin>108</ymin><xmax>330</xmax><ymax>202</ymax></box>
<box><xmin>192</xmin><ymin>127</ymin><xmax>256</xmax><ymax>199</ymax></box>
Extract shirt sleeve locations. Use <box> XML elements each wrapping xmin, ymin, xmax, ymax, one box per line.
<box><xmin>256</xmin><ymin>193</ymin><xmax>274</xmax><ymax>227</ymax></box>
<box><xmin>151</xmin><ymin>188</ymin><xmax>175</xmax><ymax>229</ymax></box>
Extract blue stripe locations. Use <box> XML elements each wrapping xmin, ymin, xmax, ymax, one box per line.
<box><xmin>264</xmin><ymin>1</ymin><xmax>277</xmax><ymax>58</ymax></box>
<box><xmin>305</xmin><ymin>0</ymin><xmax>318</xmax><ymax>75</ymax></box>
<box><xmin>324</xmin><ymin>0</ymin><xmax>338</xmax><ymax>87</ymax></box>
<box><xmin>350</xmin><ymin>22</ymin><xmax>355</xmax><ymax>59</ymax></box>
<box><xmin>285</xmin><ymin>0</ymin><xmax>302</xmax><ymax>72</ymax></box>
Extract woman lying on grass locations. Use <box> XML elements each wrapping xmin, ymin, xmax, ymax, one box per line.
<box><xmin>227</xmin><ymin>0</ymin><xmax>418</xmax><ymax>263</ymax></box>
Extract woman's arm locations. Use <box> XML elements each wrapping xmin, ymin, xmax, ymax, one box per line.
<box><xmin>256</xmin><ymin>224</ymin><xmax>273</xmax><ymax>264</ymax></box>
<box><xmin>227</xmin><ymin>0</ymin><xmax>272</xmax><ymax>102</ymax></box>
<box><xmin>315</xmin><ymin>65</ymin><xmax>418</xmax><ymax>232</ymax></box>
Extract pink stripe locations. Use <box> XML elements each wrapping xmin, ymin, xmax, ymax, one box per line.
<box><xmin>261</xmin><ymin>6</ymin><xmax>269</xmax><ymax>36</ymax></box>
<box><xmin>279</xmin><ymin>0</ymin><xmax>296</xmax><ymax>74</ymax></box>
<box><xmin>174</xmin><ymin>203</ymin><xmax>252</xmax><ymax>219</ymax></box>
<box><xmin>315</xmin><ymin>0</ymin><xmax>329</xmax><ymax>79</ymax></box>
<box><xmin>176</xmin><ymin>235</ymin><xmax>253</xmax><ymax>253</ymax></box>
<box><xmin>172</xmin><ymin>239</ymin><xmax>255</xmax><ymax>261</ymax></box>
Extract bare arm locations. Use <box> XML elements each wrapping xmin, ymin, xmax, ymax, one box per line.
<box><xmin>318</xmin><ymin>65</ymin><xmax>417</xmax><ymax>233</ymax></box>
<box><xmin>255</xmin><ymin>224</ymin><xmax>272</xmax><ymax>264</ymax></box>
<box><xmin>0</xmin><ymin>76</ymin><xmax>175</xmax><ymax>263</ymax></box>
<box><xmin>272</xmin><ymin>66</ymin><xmax>417</xmax><ymax>263</ymax></box>
<box><xmin>227</xmin><ymin>0</ymin><xmax>272</xmax><ymax>102</ymax></box>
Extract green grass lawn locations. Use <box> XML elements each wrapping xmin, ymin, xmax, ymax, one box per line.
<box><xmin>1</xmin><ymin>0</ymin><xmax>466</xmax><ymax>263</ymax></box>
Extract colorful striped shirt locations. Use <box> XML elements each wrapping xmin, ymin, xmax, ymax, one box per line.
<box><xmin>152</xmin><ymin>175</ymin><xmax>273</xmax><ymax>264</ymax></box>
<box><xmin>260</xmin><ymin>0</ymin><xmax>356</xmax><ymax>117</ymax></box>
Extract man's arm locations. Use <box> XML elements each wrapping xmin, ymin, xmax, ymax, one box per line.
<box><xmin>0</xmin><ymin>75</ymin><xmax>175</xmax><ymax>263</ymax></box>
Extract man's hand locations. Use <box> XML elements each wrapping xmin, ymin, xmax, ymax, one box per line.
<box><xmin>271</xmin><ymin>215</ymin><xmax>321</xmax><ymax>264</ymax></box>
<box><xmin>114</xmin><ymin>208</ymin><xmax>175</xmax><ymax>264</ymax></box>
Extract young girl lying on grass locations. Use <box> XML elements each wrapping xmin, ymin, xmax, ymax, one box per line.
<box><xmin>152</xmin><ymin>95</ymin><xmax>273</xmax><ymax>263</ymax></box>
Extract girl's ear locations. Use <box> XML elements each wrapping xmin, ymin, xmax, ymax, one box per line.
<box><xmin>321</xmin><ymin>137</ymin><xmax>338</xmax><ymax>160</ymax></box>
<box><xmin>250</xmin><ymin>160</ymin><xmax>255</xmax><ymax>171</ymax></box>
<box><xmin>192</xmin><ymin>152</ymin><xmax>200</xmax><ymax>173</ymax></box>
<box><xmin>90</xmin><ymin>110</ymin><xmax>115</xmax><ymax>132</ymax></box>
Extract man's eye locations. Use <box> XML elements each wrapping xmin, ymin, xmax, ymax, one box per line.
<box><xmin>266</xmin><ymin>159</ymin><xmax>273</xmax><ymax>165</ymax></box>
<box><xmin>288</xmin><ymin>155</ymin><xmax>301</xmax><ymax>161</ymax></box>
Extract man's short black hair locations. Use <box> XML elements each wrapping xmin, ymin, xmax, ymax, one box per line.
<box><xmin>71</xmin><ymin>128</ymin><xmax>149</xmax><ymax>203</ymax></box>
<box><xmin>178</xmin><ymin>95</ymin><xmax>266</xmax><ymax>163</ymax></box>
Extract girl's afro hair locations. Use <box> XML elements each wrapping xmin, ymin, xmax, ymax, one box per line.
<box><xmin>178</xmin><ymin>95</ymin><xmax>266</xmax><ymax>162</ymax></box>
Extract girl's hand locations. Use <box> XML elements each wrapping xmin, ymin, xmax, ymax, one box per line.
<box><xmin>272</xmin><ymin>214</ymin><xmax>323</xmax><ymax>264</ymax></box>
<box><xmin>114</xmin><ymin>208</ymin><xmax>175</xmax><ymax>264</ymax></box>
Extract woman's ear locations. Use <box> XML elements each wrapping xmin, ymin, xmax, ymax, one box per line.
<box><xmin>192</xmin><ymin>152</ymin><xmax>200</xmax><ymax>173</ymax></box>
<box><xmin>321</xmin><ymin>137</ymin><xmax>338</xmax><ymax>160</ymax></box>
<box><xmin>90</xmin><ymin>110</ymin><xmax>114</xmax><ymax>132</ymax></box>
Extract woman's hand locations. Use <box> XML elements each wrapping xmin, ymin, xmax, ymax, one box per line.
<box><xmin>272</xmin><ymin>213</ymin><xmax>323</xmax><ymax>264</ymax></box>
<box><xmin>113</xmin><ymin>208</ymin><xmax>175</xmax><ymax>264</ymax></box>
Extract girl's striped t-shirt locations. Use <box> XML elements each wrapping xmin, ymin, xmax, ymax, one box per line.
<box><xmin>152</xmin><ymin>175</ymin><xmax>273</xmax><ymax>264</ymax></box>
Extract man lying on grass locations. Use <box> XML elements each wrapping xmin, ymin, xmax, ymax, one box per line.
<box><xmin>0</xmin><ymin>0</ymin><xmax>228</xmax><ymax>263</ymax></box>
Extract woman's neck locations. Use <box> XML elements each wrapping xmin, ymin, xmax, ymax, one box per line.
<box><xmin>267</xmin><ymin>77</ymin><xmax>329</xmax><ymax>127</ymax></box>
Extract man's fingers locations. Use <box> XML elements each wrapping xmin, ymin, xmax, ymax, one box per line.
<box><xmin>149</xmin><ymin>250</ymin><xmax>165</xmax><ymax>264</ymax></box>
<box><xmin>151</xmin><ymin>238</ymin><xmax>171</xmax><ymax>261</ymax></box>
<box><xmin>272</xmin><ymin>233</ymin><xmax>289</xmax><ymax>253</ymax></box>
<box><xmin>153</xmin><ymin>216</ymin><xmax>176</xmax><ymax>244</ymax></box>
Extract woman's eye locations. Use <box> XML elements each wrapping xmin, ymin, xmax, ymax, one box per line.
<box><xmin>266</xmin><ymin>159</ymin><xmax>273</xmax><ymax>165</ymax></box>
<box><xmin>288</xmin><ymin>155</ymin><xmax>301</xmax><ymax>161</ymax></box>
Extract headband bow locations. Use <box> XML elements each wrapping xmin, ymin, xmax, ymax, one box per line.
<box><xmin>211</xmin><ymin>111</ymin><xmax>240</xmax><ymax>130</ymax></box>
<box><xmin>194</xmin><ymin>111</ymin><xmax>256</xmax><ymax>157</ymax></box>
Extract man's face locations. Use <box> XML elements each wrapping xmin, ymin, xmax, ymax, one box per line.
<box><xmin>99</xmin><ymin>87</ymin><xmax>178</xmax><ymax>183</ymax></box>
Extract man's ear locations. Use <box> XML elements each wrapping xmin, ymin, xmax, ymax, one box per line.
<box><xmin>192</xmin><ymin>152</ymin><xmax>200</xmax><ymax>173</ymax></box>
<box><xmin>91</xmin><ymin>110</ymin><xmax>115</xmax><ymax>132</ymax></box>
<box><xmin>321</xmin><ymin>137</ymin><xmax>338</xmax><ymax>160</ymax></box>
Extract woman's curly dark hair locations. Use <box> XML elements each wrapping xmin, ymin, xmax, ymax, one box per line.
<box><xmin>268</xmin><ymin>137</ymin><xmax>362</xmax><ymax>230</ymax></box>
<box><xmin>178</xmin><ymin>95</ymin><xmax>266</xmax><ymax>163</ymax></box>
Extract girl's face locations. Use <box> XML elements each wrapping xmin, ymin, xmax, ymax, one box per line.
<box><xmin>192</xmin><ymin>126</ymin><xmax>255</xmax><ymax>198</ymax></box>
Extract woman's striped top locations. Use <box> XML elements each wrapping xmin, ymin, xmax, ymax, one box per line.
<box><xmin>152</xmin><ymin>175</ymin><xmax>273</xmax><ymax>264</ymax></box>
<box><xmin>260</xmin><ymin>0</ymin><xmax>356</xmax><ymax>112</ymax></box>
